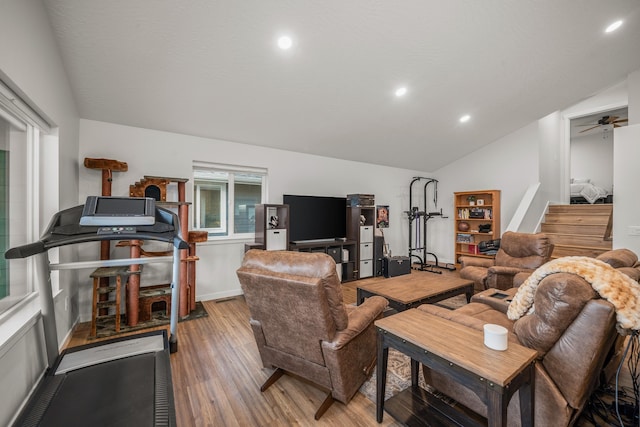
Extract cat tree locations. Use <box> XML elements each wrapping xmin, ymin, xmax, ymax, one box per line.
<box><xmin>127</xmin><ymin>176</ymin><xmax>207</xmax><ymax>325</ymax></box>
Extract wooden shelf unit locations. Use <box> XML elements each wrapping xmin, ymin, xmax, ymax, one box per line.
<box><xmin>454</xmin><ymin>190</ymin><xmax>501</xmax><ymax>265</ymax></box>
<box><xmin>255</xmin><ymin>204</ymin><xmax>289</xmax><ymax>250</ymax></box>
<box><xmin>288</xmin><ymin>239</ymin><xmax>358</xmax><ymax>282</ymax></box>
<box><xmin>346</xmin><ymin>205</ymin><xmax>376</xmax><ymax>280</ymax></box>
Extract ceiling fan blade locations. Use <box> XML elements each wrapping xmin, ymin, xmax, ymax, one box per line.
<box><xmin>579</xmin><ymin>125</ymin><xmax>601</xmax><ymax>133</ymax></box>
<box><xmin>612</xmin><ymin>118</ymin><xmax>628</xmax><ymax>124</ymax></box>
<box><xmin>605</xmin><ymin>116</ymin><xmax>619</xmax><ymax>124</ymax></box>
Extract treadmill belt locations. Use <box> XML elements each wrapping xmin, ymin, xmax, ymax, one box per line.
<box><xmin>41</xmin><ymin>353</ymin><xmax>156</xmax><ymax>427</ymax></box>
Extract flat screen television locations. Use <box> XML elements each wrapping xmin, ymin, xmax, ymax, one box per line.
<box><xmin>283</xmin><ymin>195</ymin><xmax>346</xmax><ymax>243</ymax></box>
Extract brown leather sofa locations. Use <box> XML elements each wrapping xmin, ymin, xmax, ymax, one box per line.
<box><xmin>459</xmin><ymin>231</ymin><xmax>554</xmax><ymax>292</ymax></box>
<box><xmin>236</xmin><ymin>249</ymin><xmax>388</xmax><ymax>419</ymax></box>
<box><xmin>419</xmin><ymin>248</ymin><xmax>639</xmax><ymax>427</ymax></box>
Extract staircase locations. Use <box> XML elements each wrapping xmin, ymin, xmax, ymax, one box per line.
<box><xmin>541</xmin><ymin>204</ymin><xmax>613</xmax><ymax>259</ymax></box>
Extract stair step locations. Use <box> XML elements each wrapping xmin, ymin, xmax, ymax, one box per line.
<box><xmin>546</xmin><ymin>233</ymin><xmax>612</xmax><ymax>249</ymax></box>
<box><xmin>541</xmin><ymin>223</ymin><xmax>607</xmax><ymax>235</ymax></box>
<box><xmin>548</xmin><ymin>204</ymin><xmax>612</xmax><ymax>215</ymax></box>
<box><xmin>543</xmin><ymin>204</ymin><xmax>613</xmax><ymax>259</ymax></box>
<box><xmin>552</xmin><ymin>245</ymin><xmax>610</xmax><ymax>258</ymax></box>
<box><xmin>543</xmin><ymin>213</ymin><xmax>610</xmax><ymax>225</ymax></box>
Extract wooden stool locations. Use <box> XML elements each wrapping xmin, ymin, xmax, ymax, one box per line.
<box><xmin>90</xmin><ymin>266</ymin><xmax>140</xmax><ymax>337</ymax></box>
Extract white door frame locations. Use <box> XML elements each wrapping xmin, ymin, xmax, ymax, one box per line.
<box><xmin>560</xmin><ymin>101</ymin><xmax>627</xmax><ymax>202</ymax></box>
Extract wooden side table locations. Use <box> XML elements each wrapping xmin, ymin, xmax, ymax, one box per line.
<box><xmin>375</xmin><ymin>309</ymin><xmax>537</xmax><ymax>427</ymax></box>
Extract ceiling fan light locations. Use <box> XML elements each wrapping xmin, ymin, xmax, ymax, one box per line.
<box><xmin>605</xmin><ymin>20</ymin><xmax>623</xmax><ymax>33</ymax></box>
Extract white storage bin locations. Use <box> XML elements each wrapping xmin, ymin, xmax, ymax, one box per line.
<box><xmin>266</xmin><ymin>229</ymin><xmax>287</xmax><ymax>250</ymax></box>
<box><xmin>359</xmin><ymin>260</ymin><xmax>373</xmax><ymax>278</ymax></box>
<box><xmin>360</xmin><ymin>243</ymin><xmax>373</xmax><ymax>260</ymax></box>
<box><xmin>360</xmin><ymin>226</ymin><xmax>373</xmax><ymax>243</ymax></box>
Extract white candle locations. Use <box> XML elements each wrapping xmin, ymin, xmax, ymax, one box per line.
<box><xmin>484</xmin><ymin>324</ymin><xmax>508</xmax><ymax>351</ymax></box>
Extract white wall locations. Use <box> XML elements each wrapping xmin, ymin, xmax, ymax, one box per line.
<box><xmin>625</xmin><ymin>70</ymin><xmax>639</xmax><ymax>126</ymax></box>
<box><xmin>431</xmin><ymin>72</ymin><xmax>640</xmax><ymax>265</ymax></box>
<box><xmin>613</xmin><ymin>124</ymin><xmax>640</xmax><ymax>255</ymax></box>
<box><xmin>0</xmin><ymin>1</ymin><xmax>79</xmax><ymax>425</ymax></box>
<box><xmin>570</xmin><ymin>132</ymin><xmax>613</xmax><ymax>193</ymax></box>
<box><xmin>561</xmin><ymin>82</ymin><xmax>628</xmax><ymax>201</ymax></box>
<box><xmin>432</xmin><ymin>122</ymin><xmax>540</xmax><ymax>264</ymax></box>
<box><xmin>77</xmin><ymin>119</ymin><xmax>428</xmax><ymax>320</ymax></box>
<box><xmin>613</xmin><ymin>70</ymin><xmax>640</xmax><ymax>255</ymax></box>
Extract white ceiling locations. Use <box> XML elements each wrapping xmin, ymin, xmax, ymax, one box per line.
<box><xmin>43</xmin><ymin>1</ymin><xmax>640</xmax><ymax>171</ymax></box>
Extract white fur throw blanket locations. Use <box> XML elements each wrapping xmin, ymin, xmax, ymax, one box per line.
<box><xmin>507</xmin><ymin>256</ymin><xmax>640</xmax><ymax>334</ymax></box>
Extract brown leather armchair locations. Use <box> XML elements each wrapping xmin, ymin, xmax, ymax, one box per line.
<box><xmin>419</xmin><ymin>248</ymin><xmax>640</xmax><ymax>427</ymax></box>
<box><xmin>236</xmin><ymin>249</ymin><xmax>388</xmax><ymax>419</ymax></box>
<box><xmin>459</xmin><ymin>231</ymin><xmax>553</xmax><ymax>292</ymax></box>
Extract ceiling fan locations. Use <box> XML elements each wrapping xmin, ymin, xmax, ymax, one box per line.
<box><xmin>578</xmin><ymin>115</ymin><xmax>628</xmax><ymax>133</ymax></box>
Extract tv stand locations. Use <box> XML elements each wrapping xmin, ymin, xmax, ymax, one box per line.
<box><xmin>289</xmin><ymin>239</ymin><xmax>357</xmax><ymax>282</ymax></box>
<box><xmin>292</xmin><ymin>238</ymin><xmax>341</xmax><ymax>244</ymax></box>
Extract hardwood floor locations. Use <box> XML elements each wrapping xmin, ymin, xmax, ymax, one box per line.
<box><xmin>66</xmin><ymin>268</ymin><xmax>633</xmax><ymax>426</ymax></box>
<box><xmin>68</xmin><ymin>280</ymin><xmax>401</xmax><ymax>426</ymax></box>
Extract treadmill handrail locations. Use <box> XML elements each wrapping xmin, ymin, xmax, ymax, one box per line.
<box><xmin>5</xmin><ymin>205</ymin><xmax>189</xmax><ymax>259</ymax></box>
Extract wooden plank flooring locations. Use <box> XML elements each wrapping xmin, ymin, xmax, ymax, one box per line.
<box><xmin>68</xmin><ymin>280</ymin><xmax>402</xmax><ymax>426</ymax></box>
<box><xmin>66</xmin><ymin>268</ymin><xmax>632</xmax><ymax>426</ymax></box>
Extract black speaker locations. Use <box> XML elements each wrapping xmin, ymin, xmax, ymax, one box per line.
<box><xmin>374</xmin><ymin>235</ymin><xmax>384</xmax><ymax>276</ymax></box>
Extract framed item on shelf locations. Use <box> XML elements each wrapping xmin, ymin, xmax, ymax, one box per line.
<box><xmin>376</xmin><ymin>205</ymin><xmax>389</xmax><ymax>228</ymax></box>
<box><xmin>477</xmin><ymin>199</ymin><xmax>485</xmax><ymax>206</ymax></box>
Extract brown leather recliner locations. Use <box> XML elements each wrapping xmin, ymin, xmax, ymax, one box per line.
<box><xmin>459</xmin><ymin>231</ymin><xmax>554</xmax><ymax>292</ymax></box>
<box><xmin>236</xmin><ymin>249</ymin><xmax>388</xmax><ymax>420</ymax></box>
<box><xmin>419</xmin><ymin>249</ymin><xmax>640</xmax><ymax>427</ymax></box>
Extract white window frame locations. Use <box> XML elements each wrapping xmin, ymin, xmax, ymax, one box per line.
<box><xmin>192</xmin><ymin>162</ymin><xmax>267</xmax><ymax>240</ymax></box>
<box><xmin>193</xmin><ymin>180</ymin><xmax>228</xmax><ymax>234</ymax></box>
<box><xmin>0</xmin><ymin>84</ymin><xmax>46</xmax><ymax>316</ymax></box>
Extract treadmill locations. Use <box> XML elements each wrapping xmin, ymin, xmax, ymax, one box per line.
<box><xmin>6</xmin><ymin>197</ymin><xmax>188</xmax><ymax>427</ymax></box>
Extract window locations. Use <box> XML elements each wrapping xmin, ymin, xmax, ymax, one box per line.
<box><xmin>193</xmin><ymin>163</ymin><xmax>266</xmax><ymax>238</ymax></box>
<box><xmin>0</xmin><ymin>104</ymin><xmax>40</xmax><ymax>314</ymax></box>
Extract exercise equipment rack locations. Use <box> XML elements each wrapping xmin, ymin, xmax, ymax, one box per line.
<box><xmin>406</xmin><ymin>177</ymin><xmax>456</xmax><ymax>274</ymax></box>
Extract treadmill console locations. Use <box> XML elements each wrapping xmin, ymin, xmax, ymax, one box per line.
<box><xmin>80</xmin><ymin>196</ymin><xmax>156</xmax><ymax>226</ymax></box>
<box><xmin>97</xmin><ymin>226</ymin><xmax>137</xmax><ymax>235</ymax></box>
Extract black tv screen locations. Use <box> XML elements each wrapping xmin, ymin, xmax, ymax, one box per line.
<box><xmin>283</xmin><ymin>195</ymin><xmax>346</xmax><ymax>243</ymax></box>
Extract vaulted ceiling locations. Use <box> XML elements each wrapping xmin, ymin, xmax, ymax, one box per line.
<box><xmin>43</xmin><ymin>1</ymin><xmax>640</xmax><ymax>171</ymax></box>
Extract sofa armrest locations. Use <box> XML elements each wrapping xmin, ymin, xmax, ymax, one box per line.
<box><xmin>326</xmin><ymin>296</ymin><xmax>388</xmax><ymax>350</ymax></box>
<box><xmin>486</xmin><ymin>266</ymin><xmax>533</xmax><ymax>290</ymax></box>
<box><xmin>459</xmin><ymin>256</ymin><xmax>495</xmax><ymax>269</ymax></box>
<box><xmin>471</xmin><ymin>288</ymin><xmax>518</xmax><ymax>313</ymax></box>
<box><xmin>618</xmin><ymin>266</ymin><xmax>640</xmax><ymax>282</ymax></box>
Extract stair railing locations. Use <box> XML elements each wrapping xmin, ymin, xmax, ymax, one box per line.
<box><xmin>604</xmin><ymin>210</ymin><xmax>613</xmax><ymax>241</ymax></box>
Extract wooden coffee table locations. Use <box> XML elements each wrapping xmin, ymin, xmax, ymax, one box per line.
<box><xmin>375</xmin><ymin>309</ymin><xmax>537</xmax><ymax>427</ymax></box>
<box><xmin>356</xmin><ymin>272</ymin><xmax>474</xmax><ymax>312</ymax></box>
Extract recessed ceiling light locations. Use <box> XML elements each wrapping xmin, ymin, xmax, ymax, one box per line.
<box><xmin>605</xmin><ymin>20</ymin><xmax>623</xmax><ymax>33</ymax></box>
<box><xmin>459</xmin><ymin>114</ymin><xmax>471</xmax><ymax>123</ymax></box>
<box><xmin>277</xmin><ymin>36</ymin><xmax>293</xmax><ymax>50</ymax></box>
<box><xmin>395</xmin><ymin>87</ymin><xmax>407</xmax><ymax>97</ymax></box>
